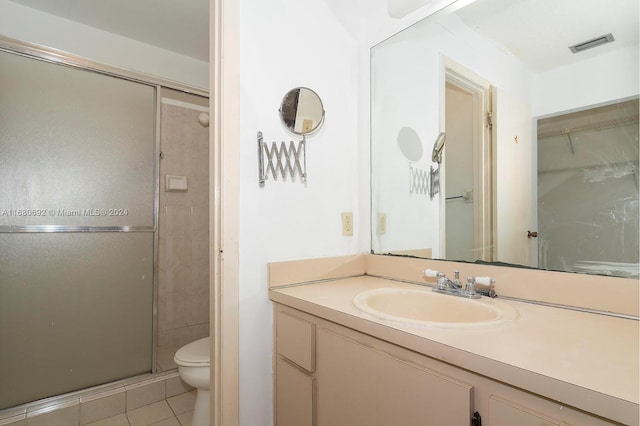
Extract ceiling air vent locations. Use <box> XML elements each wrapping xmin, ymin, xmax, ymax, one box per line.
<box><xmin>569</xmin><ymin>33</ymin><xmax>615</xmax><ymax>53</ymax></box>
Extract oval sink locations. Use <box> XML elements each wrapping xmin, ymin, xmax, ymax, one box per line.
<box><xmin>353</xmin><ymin>287</ymin><xmax>518</xmax><ymax>328</ymax></box>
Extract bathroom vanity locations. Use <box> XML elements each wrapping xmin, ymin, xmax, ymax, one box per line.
<box><xmin>268</xmin><ymin>255</ymin><xmax>639</xmax><ymax>426</ymax></box>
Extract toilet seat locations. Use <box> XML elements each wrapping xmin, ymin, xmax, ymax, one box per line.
<box><xmin>174</xmin><ymin>337</ymin><xmax>210</xmax><ymax>367</ymax></box>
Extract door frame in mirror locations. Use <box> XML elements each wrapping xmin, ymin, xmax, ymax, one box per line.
<box><xmin>440</xmin><ymin>58</ymin><xmax>495</xmax><ymax>261</ymax></box>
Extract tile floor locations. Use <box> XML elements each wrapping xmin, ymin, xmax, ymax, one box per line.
<box><xmin>87</xmin><ymin>391</ymin><xmax>195</xmax><ymax>426</ymax></box>
<box><xmin>0</xmin><ymin>373</ymin><xmax>196</xmax><ymax>426</ymax></box>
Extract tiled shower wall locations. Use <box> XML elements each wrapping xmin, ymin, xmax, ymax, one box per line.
<box><xmin>157</xmin><ymin>92</ymin><xmax>210</xmax><ymax>371</ymax></box>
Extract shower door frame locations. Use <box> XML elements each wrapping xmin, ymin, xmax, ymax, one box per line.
<box><xmin>0</xmin><ymin>35</ymin><xmax>209</xmax><ymax>412</ymax></box>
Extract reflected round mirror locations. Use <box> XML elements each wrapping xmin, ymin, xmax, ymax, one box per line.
<box><xmin>397</xmin><ymin>127</ymin><xmax>423</xmax><ymax>162</ymax></box>
<box><xmin>279</xmin><ymin>87</ymin><xmax>325</xmax><ymax>135</ymax></box>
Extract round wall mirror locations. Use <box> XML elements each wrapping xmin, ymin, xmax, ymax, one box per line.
<box><xmin>279</xmin><ymin>87</ymin><xmax>325</xmax><ymax>135</ymax></box>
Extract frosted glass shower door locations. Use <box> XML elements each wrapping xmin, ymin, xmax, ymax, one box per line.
<box><xmin>0</xmin><ymin>51</ymin><xmax>156</xmax><ymax>409</ymax></box>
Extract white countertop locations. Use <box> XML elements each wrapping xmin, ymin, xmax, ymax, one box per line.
<box><xmin>269</xmin><ymin>275</ymin><xmax>640</xmax><ymax>425</ymax></box>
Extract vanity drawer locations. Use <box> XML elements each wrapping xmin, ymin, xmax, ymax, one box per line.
<box><xmin>276</xmin><ymin>310</ymin><xmax>316</xmax><ymax>372</ymax></box>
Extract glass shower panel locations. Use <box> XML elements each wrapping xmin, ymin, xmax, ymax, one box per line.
<box><xmin>0</xmin><ymin>233</ymin><xmax>154</xmax><ymax>409</ymax></box>
<box><xmin>0</xmin><ymin>50</ymin><xmax>156</xmax><ymax>409</ymax></box>
<box><xmin>0</xmin><ymin>51</ymin><xmax>155</xmax><ymax>227</ymax></box>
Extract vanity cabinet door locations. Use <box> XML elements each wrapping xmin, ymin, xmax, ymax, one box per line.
<box><xmin>317</xmin><ymin>329</ymin><xmax>472</xmax><ymax>426</ymax></box>
<box><xmin>276</xmin><ymin>356</ymin><xmax>315</xmax><ymax>426</ymax></box>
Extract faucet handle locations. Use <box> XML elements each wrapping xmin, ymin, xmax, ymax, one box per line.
<box><xmin>464</xmin><ymin>277</ymin><xmax>476</xmax><ymax>294</ymax></box>
<box><xmin>423</xmin><ymin>269</ymin><xmax>440</xmax><ymax>278</ymax></box>
<box><xmin>474</xmin><ymin>276</ymin><xmax>497</xmax><ymax>297</ymax></box>
<box><xmin>474</xmin><ymin>276</ymin><xmax>495</xmax><ymax>286</ymax></box>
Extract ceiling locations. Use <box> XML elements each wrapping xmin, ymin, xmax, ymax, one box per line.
<box><xmin>8</xmin><ymin>0</ymin><xmax>638</xmax><ymax>72</ymax></box>
<box><xmin>456</xmin><ymin>0</ymin><xmax>639</xmax><ymax>73</ymax></box>
<box><xmin>9</xmin><ymin>0</ymin><xmax>209</xmax><ymax>62</ymax></box>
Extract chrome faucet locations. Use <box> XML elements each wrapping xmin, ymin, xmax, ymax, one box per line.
<box><xmin>424</xmin><ymin>269</ymin><xmax>496</xmax><ymax>299</ymax></box>
<box><xmin>436</xmin><ymin>270</ymin><xmax>462</xmax><ymax>291</ymax></box>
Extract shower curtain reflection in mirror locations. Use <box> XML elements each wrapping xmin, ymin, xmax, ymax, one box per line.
<box><xmin>537</xmin><ymin>98</ymin><xmax>640</xmax><ymax>278</ymax></box>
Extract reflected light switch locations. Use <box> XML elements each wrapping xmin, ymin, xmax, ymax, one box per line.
<box><xmin>165</xmin><ymin>175</ymin><xmax>188</xmax><ymax>192</ymax></box>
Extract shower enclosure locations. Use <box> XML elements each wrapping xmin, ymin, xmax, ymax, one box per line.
<box><xmin>0</xmin><ymin>49</ymin><xmax>158</xmax><ymax>410</ymax></box>
<box><xmin>537</xmin><ymin>98</ymin><xmax>639</xmax><ymax>277</ymax></box>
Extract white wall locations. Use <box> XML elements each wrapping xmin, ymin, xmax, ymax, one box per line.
<box><xmin>238</xmin><ymin>0</ymin><xmax>362</xmax><ymax>423</ymax></box>
<box><xmin>0</xmin><ymin>0</ymin><xmax>209</xmax><ymax>89</ymax></box>
<box><xmin>532</xmin><ymin>45</ymin><xmax>639</xmax><ymax>118</ymax></box>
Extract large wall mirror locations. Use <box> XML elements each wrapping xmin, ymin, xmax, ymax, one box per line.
<box><xmin>371</xmin><ymin>0</ymin><xmax>639</xmax><ymax>279</ymax></box>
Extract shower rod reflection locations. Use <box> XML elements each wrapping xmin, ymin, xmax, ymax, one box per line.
<box><xmin>445</xmin><ymin>189</ymin><xmax>473</xmax><ymax>203</ymax></box>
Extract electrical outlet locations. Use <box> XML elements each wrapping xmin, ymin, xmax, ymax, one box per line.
<box><xmin>341</xmin><ymin>212</ymin><xmax>353</xmax><ymax>236</ymax></box>
<box><xmin>377</xmin><ymin>213</ymin><xmax>387</xmax><ymax>235</ymax></box>
<box><xmin>302</xmin><ymin>119</ymin><xmax>313</xmax><ymax>132</ymax></box>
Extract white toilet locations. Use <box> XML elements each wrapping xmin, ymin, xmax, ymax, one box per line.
<box><xmin>174</xmin><ymin>337</ymin><xmax>210</xmax><ymax>426</ymax></box>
